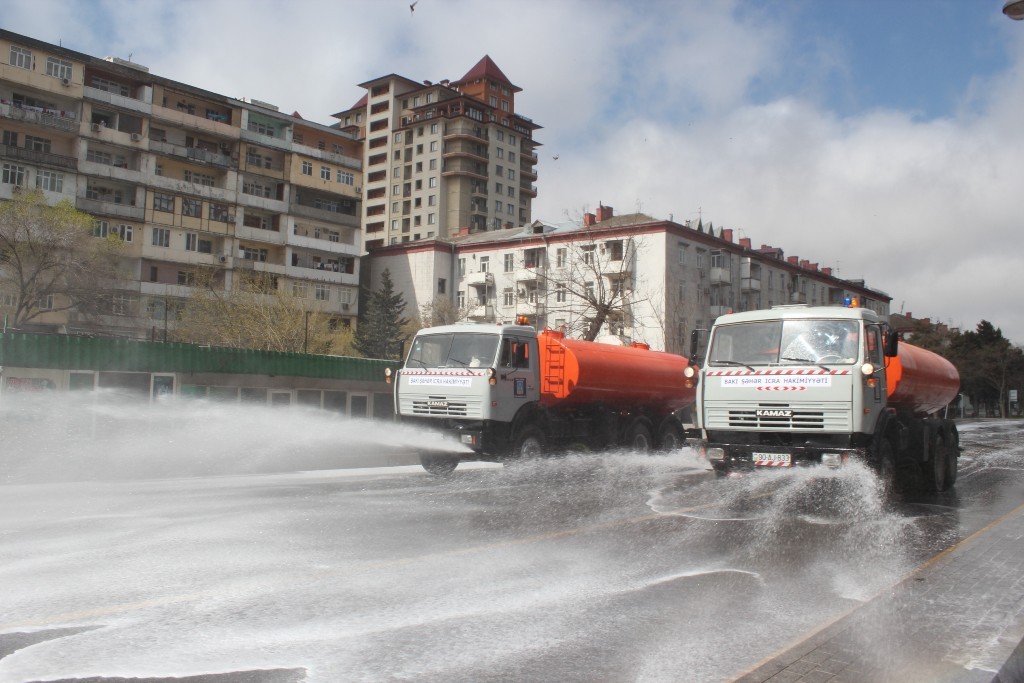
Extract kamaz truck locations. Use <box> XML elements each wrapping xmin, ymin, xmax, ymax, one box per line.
<box><xmin>691</xmin><ymin>304</ymin><xmax>961</xmax><ymax>491</ymax></box>
<box><xmin>387</xmin><ymin>321</ymin><xmax>698</xmax><ymax>474</ymax></box>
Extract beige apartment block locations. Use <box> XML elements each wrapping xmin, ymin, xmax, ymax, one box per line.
<box><xmin>0</xmin><ymin>29</ymin><xmax>363</xmax><ymax>339</ymax></box>
<box><xmin>332</xmin><ymin>56</ymin><xmax>541</xmax><ymax>251</ymax></box>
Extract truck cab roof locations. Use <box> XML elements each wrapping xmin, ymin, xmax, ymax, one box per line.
<box><xmin>413</xmin><ymin>322</ymin><xmax>538</xmax><ymax>337</ymax></box>
<box><xmin>713</xmin><ymin>305</ymin><xmax>886</xmax><ymax>326</ymax></box>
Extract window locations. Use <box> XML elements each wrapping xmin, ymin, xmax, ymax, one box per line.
<box><xmin>428</xmin><ymin>194</ymin><xmax>437</xmax><ymax>206</ymax></box>
<box><xmin>429</xmin><ymin>141</ymin><xmax>438</xmax><ymax>152</ymax></box>
<box><xmin>582</xmin><ymin>246</ymin><xmax>596</xmax><ymax>265</ymax></box>
<box><xmin>430</xmin><ymin>123</ymin><xmax>438</xmax><ymax>134</ymax></box>
<box><xmin>556</xmin><ymin>248</ymin><xmax>567</xmax><ymax>268</ymax></box>
<box><xmin>248</xmin><ymin>121</ymin><xmax>276</xmax><ymax>137</ymax></box>
<box><xmin>479</xmin><ymin>256</ymin><xmax>490</xmax><ymax>273</ymax></box>
<box><xmin>209</xmin><ymin>203</ymin><xmax>231</xmax><ymax>222</ymax></box>
<box><xmin>24</xmin><ymin>135</ymin><xmax>51</xmax><ymax>153</ymax></box>
<box><xmin>292</xmin><ymin>282</ymin><xmax>308</xmax><ymax>299</ymax></box>
<box><xmin>242</xmin><ymin>180</ymin><xmax>272</xmax><ymax>198</ymax></box>
<box><xmin>184</xmin><ymin>170</ymin><xmax>214</xmax><ymax>186</ymax></box>
<box><xmin>496</xmin><ymin>182</ymin><xmax>503</xmax><ymax>194</ymax></box>
<box><xmin>607</xmin><ymin>240</ymin><xmax>624</xmax><ymax>261</ymax></box>
<box><xmin>38</xmin><ymin>294</ymin><xmax>54</xmax><ymax>311</ymax></box>
<box><xmin>504</xmin><ymin>254</ymin><xmax>514</xmax><ymax>272</ymax></box>
<box><xmin>495</xmin><ymin>201</ymin><xmax>503</xmax><ymax>213</ymax></box>
<box><xmin>154</xmin><ymin>192</ymin><xmax>175</xmax><ymax>212</ymax></box>
<box><xmin>240</xmin><ymin>246</ymin><xmax>268</xmax><ymax>261</ymax></box>
<box><xmin>320</xmin><ymin>166</ymin><xmax>331</xmax><ymax>180</ymax></box>
<box><xmin>45</xmin><ymin>57</ymin><xmax>73</xmax><ymax>80</ymax></box>
<box><xmin>9</xmin><ymin>46</ymin><xmax>32</xmax><ymax>70</ymax></box>
<box><xmin>315</xmin><ymin>283</ymin><xmax>330</xmax><ymax>301</ymax></box>
<box><xmin>302</xmin><ymin>161</ymin><xmax>313</xmax><ymax>175</ymax></box>
<box><xmin>2</xmin><ymin>164</ymin><xmax>26</xmax><ymax>187</ymax></box>
<box><xmin>428</xmin><ymin>177</ymin><xmax>437</xmax><ymax>188</ymax></box>
<box><xmin>429</xmin><ymin>158</ymin><xmax>437</xmax><ymax>170</ymax></box>
<box><xmin>152</xmin><ymin>227</ymin><xmax>170</xmax><ymax>247</ymax></box>
<box><xmin>427</xmin><ymin>213</ymin><xmax>435</xmax><ymax>225</ymax></box>
<box><xmin>35</xmin><ymin>170</ymin><xmax>63</xmax><ymax>192</ymax></box>
<box><xmin>93</xmin><ymin>221</ymin><xmax>109</xmax><ymax>238</ymax></box>
<box><xmin>556</xmin><ymin>284</ymin><xmax>567</xmax><ymax>303</ymax></box>
<box><xmin>116</xmin><ymin>224</ymin><xmax>133</xmax><ymax>242</ymax></box>
<box><xmin>185</xmin><ymin>233</ymin><xmax>197</xmax><ymax>251</ymax></box>
<box><xmin>177</xmin><ymin>271</ymin><xmax>196</xmax><ymax>286</ymax></box>
<box><xmin>507</xmin><ymin>186</ymin><xmax>514</xmax><ymax>198</ymax></box>
<box><xmin>337</xmin><ymin>170</ymin><xmax>354</xmax><ymax>185</ymax></box>
<box><xmin>458</xmin><ymin>258</ymin><xmax>466</xmax><ymax>276</ymax></box>
<box><xmin>438</xmin><ymin>278</ymin><xmax>446</xmax><ymax>294</ymax></box>
<box><xmin>182</xmin><ymin>198</ymin><xmax>201</xmax><ymax>217</ymax></box>
<box><xmin>457</xmin><ymin>291</ymin><xmax>466</xmax><ymax>308</ymax></box>
<box><xmin>496</xmin><ymin>148</ymin><xmax>504</xmax><ymax>159</ymax></box>
<box><xmin>503</xmin><ymin>288</ymin><xmax>515</xmax><ymax>306</ymax></box>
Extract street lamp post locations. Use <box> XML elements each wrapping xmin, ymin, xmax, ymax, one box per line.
<box><xmin>1005</xmin><ymin>0</ymin><xmax>1024</xmax><ymax>20</ymax></box>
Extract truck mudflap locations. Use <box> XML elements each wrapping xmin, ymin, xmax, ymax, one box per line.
<box><xmin>705</xmin><ymin>443</ymin><xmax>867</xmax><ymax>474</ymax></box>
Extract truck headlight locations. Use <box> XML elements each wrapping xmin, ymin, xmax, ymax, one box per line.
<box><xmin>706</xmin><ymin>447</ymin><xmax>725</xmax><ymax>461</ymax></box>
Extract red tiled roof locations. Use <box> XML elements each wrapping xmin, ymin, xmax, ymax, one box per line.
<box><xmin>453</xmin><ymin>55</ymin><xmax>521</xmax><ymax>92</ymax></box>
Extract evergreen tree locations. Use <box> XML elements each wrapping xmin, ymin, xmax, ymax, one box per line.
<box><xmin>354</xmin><ymin>268</ymin><xmax>409</xmax><ymax>360</ymax></box>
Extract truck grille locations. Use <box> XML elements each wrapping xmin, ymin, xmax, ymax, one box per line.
<box><xmin>706</xmin><ymin>402</ymin><xmax>851</xmax><ymax>431</ymax></box>
<box><xmin>402</xmin><ymin>394</ymin><xmax>483</xmax><ymax>418</ymax></box>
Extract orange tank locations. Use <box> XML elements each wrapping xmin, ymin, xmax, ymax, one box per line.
<box><xmin>537</xmin><ymin>329</ymin><xmax>696</xmax><ymax>412</ymax></box>
<box><xmin>886</xmin><ymin>342</ymin><xmax>960</xmax><ymax>416</ymax></box>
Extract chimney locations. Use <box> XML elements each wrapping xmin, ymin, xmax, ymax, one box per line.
<box><xmin>787</xmin><ymin>256</ymin><xmax>799</xmax><ymax>265</ymax></box>
<box><xmin>739</xmin><ymin>237</ymin><xmax>751</xmax><ymax>249</ymax></box>
<box><xmin>821</xmin><ymin>267</ymin><xmax>832</xmax><ymax>276</ymax></box>
<box><xmin>596</xmin><ymin>203</ymin><xmax>614</xmax><ymax>222</ymax></box>
<box><xmin>799</xmin><ymin>259</ymin><xmax>810</xmax><ymax>269</ymax></box>
<box><xmin>583</xmin><ymin>212</ymin><xmax>597</xmax><ymax>227</ymax></box>
<box><xmin>722</xmin><ymin>228</ymin><xmax>733</xmax><ymax>243</ymax></box>
<box><xmin>809</xmin><ymin>262</ymin><xmax>818</xmax><ymax>272</ymax></box>
<box><xmin>905</xmin><ymin>312</ymin><xmax>913</xmax><ymax>318</ymax></box>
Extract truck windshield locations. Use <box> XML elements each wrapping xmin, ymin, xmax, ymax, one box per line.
<box><xmin>709</xmin><ymin>320</ymin><xmax>860</xmax><ymax>366</ymax></box>
<box><xmin>405</xmin><ymin>333</ymin><xmax>500</xmax><ymax>369</ymax></box>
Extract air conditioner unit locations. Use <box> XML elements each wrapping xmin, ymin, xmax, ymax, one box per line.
<box><xmin>130</xmin><ymin>133</ymin><xmax>141</xmax><ymax>142</ymax></box>
<box><xmin>341</xmin><ymin>303</ymin><xmax>350</xmax><ymax>310</ymax></box>
<box><xmin>91</xmin><ymin>123</ymin><xmax>101</xmax><ymax>132</ymax></box>
<box><xmin>355</xmin><ymin>187</ymin><xmax>361</xmax><ymax>193</ymax></box>
<box><xmin>60</xmin><ymin>77</ymin><xmax>70</xmax><ymax>86</ymax></box>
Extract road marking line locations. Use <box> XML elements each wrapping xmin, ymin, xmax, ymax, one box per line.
<box><xmin>726</xmin><ymin>499</ymin><xmax>1024</xmax><ymax>681</ymax></box>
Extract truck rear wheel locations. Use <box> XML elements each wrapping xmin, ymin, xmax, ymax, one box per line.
<box><xmin>655</xmin><ymin>420</ymin><xmax>685</xmax><ymax>451</ymax></box>
<box><xmin>876</xmin><ymin>438</ymin><xmax>899</xmax><ymax>495</ymax></box>
<box><xmin>624</xmin><ymin>421</ymin><xmax>653</xmax><ymax>452</ymax></box>
<box><xmin>922</xmin><ymin>433</ymin><xmax>949</xmax><ymax>493</ymax></box>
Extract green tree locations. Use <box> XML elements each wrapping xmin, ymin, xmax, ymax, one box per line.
<box><xmin>950</xmin><ymin>321</ymin><xmax>1024</xmax><ymax>417</ymax></box>
<box><xmin>355</xmin><ymin>268</ymin><xmax>409</xmax><ymax>360</ymax></box>
<box><xmin>0</xmin><ymin>189</ymin><xmax>125</xmax><ymax>327</ymax></box>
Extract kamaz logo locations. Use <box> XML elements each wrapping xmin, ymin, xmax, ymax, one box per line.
<box><xmin>427</xmin><ymin>400</ymin><xmax>449</xmax><ymax>408</ymax></box>
<box><xmin>757</xmin><ymin>409</ymin><xmax>793</xmax><ymax>417</ymax></box>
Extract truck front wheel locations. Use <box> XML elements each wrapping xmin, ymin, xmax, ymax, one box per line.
<box><xmin>921</xmin><ymin>433</ymin><xmax>949</xmax><ymax>493</ymax></box>
<box><xmin>420</xmin><ymin>453</ymin><xmax>459</xmax><ymax>476</ymax></box>
<box><xmin>512</xmin><ymin>427</ymin><xmax>545</xmax><ymax>459</ymax></box>
<box><xmin>655</xmin><ymin>420</ymin><xmax>685</xmax><ymax>452</ymax></box>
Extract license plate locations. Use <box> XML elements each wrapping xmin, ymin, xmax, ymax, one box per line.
<box><xmin>753</xmin><ymin>452</ymin><xmax>792</xmax><ymax>467</ymax></box>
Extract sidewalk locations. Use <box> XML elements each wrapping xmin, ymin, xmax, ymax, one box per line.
<box><xmin>733</xmin><ymin>502</ymin><xmax>1024</xmax><ymax>683</ymax></box>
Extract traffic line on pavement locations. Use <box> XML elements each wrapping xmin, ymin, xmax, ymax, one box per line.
<box><xmin>726</xmin><ymin>499</ymin><xmax>1024</xmax><ymax>682</ymax></box>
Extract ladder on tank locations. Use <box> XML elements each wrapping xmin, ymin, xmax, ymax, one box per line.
<box><xmin>541</xmin><ymin>335</ymin><xmax>566</xmax><ymax>399</ymax></box>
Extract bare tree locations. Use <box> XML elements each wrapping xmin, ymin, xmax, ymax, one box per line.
<box><xmin>173</xmin><ymin>268</ymin><xmax>352</xmax><ymax>354</ymax></box>
<box><xmin>419</xmin><ymin>296</ymin><xmax>468</xmax><ymax>328</ymax></box>
<box><xmin>534</xmin><ymin>230</ymin><xmax>647</xmax><ymax>341</ymax></box>
<box><xmin>0</xmin><ymin>189</ymin><xmax>126</xmax><ymax>327</ymax></box>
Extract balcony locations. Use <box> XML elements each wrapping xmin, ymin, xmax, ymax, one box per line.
<box><xmin>710</xmin><ymin>267</ymin><xmax>732</xmax><ymax>285</ymax></box>
<box><xmin>1</xmin><ymin>145</ymin><xmax>77</xmax><ymax>171</ymax></box>
<box><xmin>740</xmin><ymin>277</ymin><xmax>761</xmax><ymax>292</ymax></box>
<box><xmin>465</xmin><ymin>271</ymin><xmax>494</xmax><ymax>288</ymax></box>
<box><xmin>515</xmin><ymin>266</ymin><xmax>545</xmax><ymax>282</ymax></box>
<box><xmin>468</xmin><ymin>304</ymin><xmax>494</xmax><ymax>320</ymax></box>
<box><xmin>0</xmin><ymin>101</ymin><xmax>79</xmax><ymax>133</ymax></box>
<box><xmin>76</xmin><ymin>197</ymin><xmax>145</xmax><ymax>221</ymax></box>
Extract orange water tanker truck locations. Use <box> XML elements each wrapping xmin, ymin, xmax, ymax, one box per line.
<box><xmin>387</xmin><ymin>321</ymin><xmax>699</xmax><ymax>474</ymax></box>
<box><xmin>691</xmin><ymin>304</ymin><xmax>961</xmax><ymax>490</ymax></box>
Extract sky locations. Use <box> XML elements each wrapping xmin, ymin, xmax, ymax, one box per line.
<box><xmin>4</xmin><ymin>0</ymin><xmax>1024</xmax><ymax>342</ymax></box>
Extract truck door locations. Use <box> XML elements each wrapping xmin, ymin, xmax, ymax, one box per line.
<box><xmin>863</xmin><ymin>324</ymin><xmax>887</xmax><ymax>431</ymax></box>
<box><xmin>492</xmin><ymin>335</ymin><xmax>540</xmax><ymax>422</ymax></box>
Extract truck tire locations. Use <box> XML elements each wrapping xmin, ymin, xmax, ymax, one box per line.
<box><xmin>921</xmin><ymin>432</ymin><xmax>948</xmax><ymax>493</ymax></box>
<box><xmin>624</xmin><ymin>420</ymin><xmax>653</xmax><ymax>452</ymax></box>
<box><xmin>876</xmin><ymin>437</ymin><xmax>899</xmax><ymax>495</ymax></box>
<box><xmin>945</xmin><ymin>423</ymin><xmax>959</xmax><ymax>487</ymax></box>
<box><xmin>655</xmin><ymin>420</ymin><xmax>685</xmax><ymax>452</ymax></box>
<box><xmin>419</xmin><ymin>453</ymin><xmax>459</xmax><ymax>476</ymax></box>
<box><xmin>512</xmin><ymin>427</ymin><xmax>545</xmax><ymax>459</ymax></box>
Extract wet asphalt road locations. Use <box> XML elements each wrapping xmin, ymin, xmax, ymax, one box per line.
<box><xmin>1</xmin><ymin>411</ymin><xmax>1022</xmax><ymax>683</ymax></box>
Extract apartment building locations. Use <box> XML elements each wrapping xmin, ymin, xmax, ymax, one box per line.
<box><xmin>0</xmin><ymin>29</ymin><xmax>363</xmax><ymax>339</ymax></box>
<box><xmin>369</xmin><ymin>204</ymin><xmax>891</xmax><ymax>355</ymax></box>
<box><xmin>332</xmin><ymin>56</ymin><xmax>541</xmax><ymax>250</ymax></box>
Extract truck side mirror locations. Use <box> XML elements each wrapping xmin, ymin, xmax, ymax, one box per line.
<box><xmin>884</xmin><ymin>330</ymin><xmax>899</xmax><ymax>358</ymax></box>
<box><xmin>689</xmin><ymin>329</ymin><xmax>707</xmax><ymax>364</ymax></box>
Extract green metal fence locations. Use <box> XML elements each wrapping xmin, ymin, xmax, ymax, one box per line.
<box><xmin>0</xmin><ymin>332</ymin><xmax>398</xmax><ymax>382</ymax></box>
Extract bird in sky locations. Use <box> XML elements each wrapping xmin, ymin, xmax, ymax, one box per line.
<box><xmin>552</xmin><ymin>154</ymin><xmax>559</xmax><ymax>160</ymax></box>
<box><xmin>410</xmin><ymin>1</ymin><xmax>418</xmax><ymax>14</ymax></box>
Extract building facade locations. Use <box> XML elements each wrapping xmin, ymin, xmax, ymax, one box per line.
<box><xmin>332</xmin><ymin>56</ymin><xmax>541</xmax><ymax>250</ymax></box>
<box><xmin>370</xmin><ymin>204</ymin><xmax>892</xmax><ymax>355</ymax></box>
<box><xmin>0</xmin><ymin>29</ymin><xmax>363</xmax><ymax>339</ymax></box>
